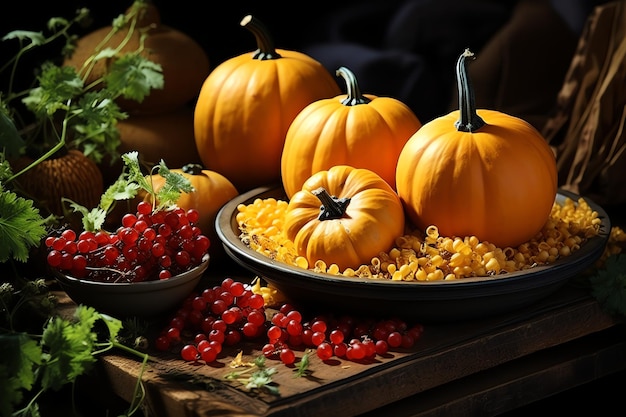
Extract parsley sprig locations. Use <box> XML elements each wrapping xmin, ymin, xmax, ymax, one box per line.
<box><xmin>224</xmin><ymin>354</ymin><xmax>280</xmax><ymax>396</ymax></box>
<box><xmin>0</xmin><ymin>282</ymin><xmax>151</xmax><ymax>417</ymax></box>
<box><xmin>66</xmin><ymin>150</ymin><xmax>194</xmax><ymax>233</ymax></box>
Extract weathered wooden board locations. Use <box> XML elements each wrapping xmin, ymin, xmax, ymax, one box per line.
<box><xmin>55</xmin><ymin>282</ymin><xmax>624</xmax><ymax>417</ymax></box>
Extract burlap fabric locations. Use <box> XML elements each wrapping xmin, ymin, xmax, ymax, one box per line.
<box><xmin>542</xmin><ymin>1</ymin><xmax>626</xmax><ymax>212</ymax></box>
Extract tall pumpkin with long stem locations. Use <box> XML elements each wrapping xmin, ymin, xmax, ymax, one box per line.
<box><xmin>396</xmin><ymin>49</ymin><xmax>558</xmax><ymax>248</ymax></box>
<box><xmin>193</xmin><ymin>15</ymin><xmax>341</xmax><ymax>192</ymax></box>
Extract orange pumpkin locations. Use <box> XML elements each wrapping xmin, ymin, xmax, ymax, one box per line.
<box><xmin>141</xmin><ymin>163</ymin><xmax>239</xmax><ymax>259</ymax></box>
<box><xmin>395</xmin><ymin>49</ymin><xmax>558</xmax><ymax>248</ymax></box>
<box><xmin>281</xmin><ymin>66</ymin><xmax>421</xmax><ymax>198</ymax></box>
<box><xmin>63</xmin><ymin>1</ymin><xmax>210</xmax><ymax>114</ymax></box>
<box><xmin>283</xmin><ymin>165</ymin><xmax>405</xmax><ymax>271</ymax></box>
<box><xmin>193</xmin><ymin>15</ymin><xmax>341</xmax><ymax>192</ymax></box>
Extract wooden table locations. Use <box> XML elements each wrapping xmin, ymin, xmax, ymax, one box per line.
<box><xmin>57</xmin><ymin>271</ymin><xmax>626</xmax><ymax>417</ymax></box>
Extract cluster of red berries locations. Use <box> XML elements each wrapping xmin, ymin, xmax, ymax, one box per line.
<box><xmin>45</xmin><ymin>201</ymin><xmax>210</xmax><ymax>282</ymax></box>
<box><xmin>156</xmin><ymin>277</ymin><xmax>424</xmax><ymax>366</ymax></box>
<box><xmin>262</xmin><ymin>303</ymin><xmax>423</xmax><ymax>364</ymax></box>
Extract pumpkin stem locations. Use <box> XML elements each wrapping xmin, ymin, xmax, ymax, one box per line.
<box><xmin>241</xmin><ymin>15</ymin><xmax>282</xmax><ymax>60</ymax></box>
<box><xmin>454</xmin><ymin>49</ymin><xmax>485</xmax><ymax>133</ymax></box>
<box><xmin>182</xmin><ymin>163</ymin><xmax>204</xmax><ymax>175</ymax></box>
<box><xmin>312</xmin><ymin>187</ymin><xmax>351</xmax><ymax>221</ymax></box>
<box><xmin>336</xmin><ymin>67</ymin><xmax>371</xmax><ymax>106</ymax></box>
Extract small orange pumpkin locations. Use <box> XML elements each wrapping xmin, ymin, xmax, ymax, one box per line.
<box><xmin>281</xmin><ymin>66</ymin><xmax>421</xmax><ymax>198</ymax></box>
<box><xmin>193</xmin><ymin>15</ymin><xmax>341</xmax><ymax>192</ymax></box>
<box><xmin>141</xmin><ymin>163</ymin><xmax>239</xmax><ymax>259</ymax></box>
<box><xmin>395</xmin><ymin>49</ymin><xmax>558</xmax><ymax>248</ymax></box>
<box><xmin>283</xmin><ymin>165</ymin><xmax>405</xmax><ymax>271</ymax></box>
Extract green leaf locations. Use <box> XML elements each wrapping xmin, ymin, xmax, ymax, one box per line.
<box><xmin>294</xmin><ymin>352</ymin><xmax>311</xmax><ymax>377</ymax></box>
<box><xmin>100</xmin><ymin>175</ymin><xmax>140</xmax><ymax>214</ymax></box>
<box><xmin>589</xmin><ymin>253</ymin><xmax>626</xmax><ymax>317</ymax></box>
<box><xmin>99</xmin><ymin>313</ymin><xmax>123</xmax><ymax>342</ymax></box>
<box><xmin>1</xmin><ymin>30</ymin><xmax>46</xmax><ymax>45</ymax></box>
<box><xmin>22</xmin><ymin>63</ymin><xmax>83</xmax><ymax>118</ymax></box>
<box><xmin>40</xmin><ymin>306</ymin><xmax>102</xmax><ymax>391</ymax></box>
<box><xmin>62</xmin><ymin>198</ymin><xmax>107</xmax><ymax>232</ymax></box>
<box><xmin>68</xmin><ymin>92</ymin><xmax>125</xmax><ymax>163</ymax></box>
<box><xmin>104</xmin><ymin>54</ymin><xmax>164</xmax><ymax>103</ymax></box>
<box><xmin>0</xmin><ymin>160</ymin><xmax>13</xmax><ymax>183</ymax></box>
<box><xmin>0</xmin><ymin>110</ymin><xmax>25</xmax><ymax>158</ymax></box>
<box><xmin>153</xmin><ymin>162</ymin><xmax>195</xmax><ymax>210</ymax></box>
<box><xmin>0</xmin><ymin>188</ymin><xmax>47</xmax><ymax>262</ymax></box>
<box><xmin>0</xmin><ymin>333</ymin><xmax>43</xmax><ymax>415</ymax></box>
<box><xmin>46</xmin><ymin>17</ymin><xmax>71</xmax><ymax>31</ymax></box>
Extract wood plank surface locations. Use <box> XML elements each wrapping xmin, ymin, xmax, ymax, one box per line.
<box><xmin>56</xmin><ymin>282</ymin><xmax>623</xmax><ymax>417</ymax></box>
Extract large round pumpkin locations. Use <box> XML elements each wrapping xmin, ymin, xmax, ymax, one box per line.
<box><xmin>284</xmin><ymin>165</ymin><xmax>405</xmax><ymax>271</ymax></box>
<box><xmin>395</xmin><ymin>49</ymin><xmax>558</xmax><ymax>248</ymax></box>
<box><xmin>140</xmin><ymin>163</ymin><xmax>239</xmax><ymax>260</ymax></box>
<box><xmin>63</xmin><ymin>1</ymin><xmax>210</xmax><ymax>114</ymax></box>
<box><xmin>281</xmin><ymin>66</ymin><xmax>421</xmax><ymax>199</ymax></box>
<box><xmin>193</xmin><ymin>15</ymin><xmax>341</xmax><ymax>192</ymax></box>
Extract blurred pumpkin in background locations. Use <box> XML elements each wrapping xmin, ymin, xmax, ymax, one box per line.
<box><xmin>63</xmin><ymin>0</ymin><xmax>210</xmax><ymax>115</ymax></box>
<box><xmin>11</xmin><ymin>148</ymin><xmax>104</xmax><ymax>226</ymax></box>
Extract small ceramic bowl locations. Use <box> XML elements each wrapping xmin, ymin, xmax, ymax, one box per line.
<box><xmin>53</xmin><ymin>255</ymin><xmax>210</xmax><ymax>317</ymax></box>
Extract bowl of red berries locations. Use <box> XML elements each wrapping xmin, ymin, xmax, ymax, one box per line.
<box><xmin>45</xmin><ymin>152</ymin><xmax>213</xmax><ymax>317</ymax></box>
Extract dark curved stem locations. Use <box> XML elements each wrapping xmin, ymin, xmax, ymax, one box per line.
<box><xmin>454</xmin><ymin>49</ymin><xmax>485</xmax><ymax>133</ymax></box>
<box><xmin>240</xmin><ymin>15</ymin><xmax>282</xmax><ymax>60</ymax></box>
<box><xmin>312</xmin><ymin>187</ymin><xmax>351</xmax><ymax>221</ymax></box>
<box><xmin>336</xmin><ymin>67</ymin><xmax>371</xmax><ymax>106</ymax></box>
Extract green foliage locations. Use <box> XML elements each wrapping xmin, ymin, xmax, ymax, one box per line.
<box><xmin>0</xmin><ymin>301</ymin><xmax>146</xmax><ymax>417</ymax></box>
<box><xmin>1</xmin><ymin>4</ymin><xmax>163</xmax><ymax>165</ymax></box>
<box><xmin>120</xmin><ymin>150</ymin><xmax>194</xmax><ymax>211</ymax></box>
<box><xmin>0</xmin><ymin>185</ymin><xmax>47</xmax><ymax>263</ymax></box>
<box><xmin>0</xmin><ymin>111</ymin><xmax>23</xmax><ymax>158</ymax></box>
<box><xmin>0</xmin><ymin>4</ymin><xmax>164</xmax><ymax>415</ymax></box>
<box><xmin>0</xmin><ymin>1</ymin><xmax>167</xmax><ymax>263</ymax></box>
<box><xmin>61</xmin><ymin>151</ymin><xmax>193</xmax><ymax>232</ymax></box>
<box><xmin>104</xmin><ymin>54</ymin><xmax>164</xmax><ymax>103</ymax></box>
<box><xmin>294</xmin><ymin>351</ymin><xmax>311</xmax><ymax>377</ymax></box>
<box><xmin>589</xmin><ymin>253</ymin><xmax>626</xmax><ymax>317</ymax></box>
<box><xmin>224</xmin><ymin>356</ymin><xmax>280</xmax><ymax>396</ymax></box>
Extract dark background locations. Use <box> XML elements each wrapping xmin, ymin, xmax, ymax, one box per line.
<box><xmin>1</xmin><ymin>0</ymin><xmax>608</xmax><ymax>124</ymax></box>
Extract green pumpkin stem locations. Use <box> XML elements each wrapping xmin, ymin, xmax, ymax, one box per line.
<box><xmin>336</xmin><ymin>67</ymin><xmax>371</xmax><ymax>106</ymax></box>
<box><xmin>241</xmin><ymin>15</ymin><xmax>282</xmax><ymax>60</ymax></box>
<box><xmin>312</xmin><ymin>187</ymin><xmax>351</xmax><ymax>221</ymax></box>
<box><xmin>454</xmin><ymin>49</ymin><xmax>485</xmax><ymax>132</ymax></box>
